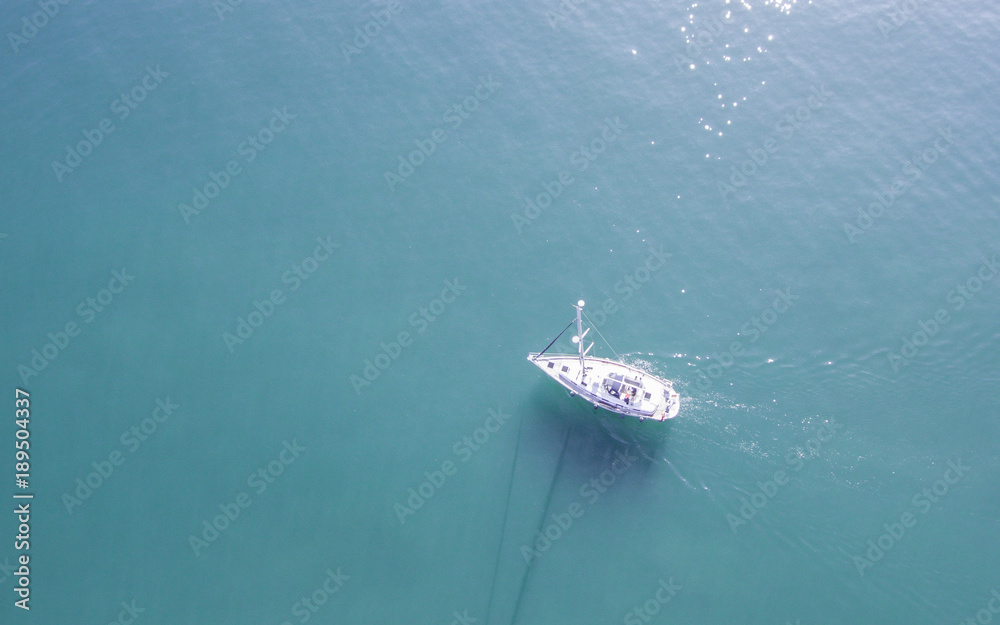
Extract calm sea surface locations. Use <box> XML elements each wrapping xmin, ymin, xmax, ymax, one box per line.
<box><xmin>1</xmin><ymin>0</ymin><xmax>999</xmax><ymax>623</ymax></box>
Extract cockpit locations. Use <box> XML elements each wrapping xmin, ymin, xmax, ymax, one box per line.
<box><xmin>602</xmin><ymin>372</ymin><xmax>643</xmax><ymax>405</ymax></box>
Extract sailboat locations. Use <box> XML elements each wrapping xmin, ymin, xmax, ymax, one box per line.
<box><xmin>528</xmin><ymin>300</ymin><xmax>680</xmax><ymax>421</ymax></box>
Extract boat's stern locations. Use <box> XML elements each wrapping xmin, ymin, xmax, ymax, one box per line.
<box><xmin>662</xmin><ymin>386</ymin><xmax>681</xmax><ymax>420</ymax></box>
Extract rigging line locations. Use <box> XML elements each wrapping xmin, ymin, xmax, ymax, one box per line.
<box><xmin>533</xmin><ymin>319</ymin><xmax>576</xmax><ymax>360</ymax></box>
<box><xmin>583</xmin><ymin>311</ymin><xmax>620</xmax><ymax>360</ymax></box>
<box><xmin>484</xmin><ymin>411</ymin><xmax>525</xmax><ymax>625</ymax></box>
<box><xmin>508</xmin><ymin>425</ymin><xmax>573</xmax><ymax>625</ymax></box>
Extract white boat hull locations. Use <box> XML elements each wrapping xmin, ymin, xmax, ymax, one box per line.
<box><xmin>528</xmin><ymin>353</ymin><xmax>680</xmax><ymax>421</ymax></box>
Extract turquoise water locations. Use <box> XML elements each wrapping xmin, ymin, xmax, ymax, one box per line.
<box><xmin>2</xmin><ymin>0</ymin><xmax>999</xmax><ymax>623</ymax></box>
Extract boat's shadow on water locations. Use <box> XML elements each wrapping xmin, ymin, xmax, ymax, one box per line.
<box><xmin>491</xmin><ymin>383</ymin><xmax>673</xmax><ymax>625</ymax></box>
<box><xmin>524</xmin><ymin>381</ymin><xmax>671</xmax><ymax>477</ymax></box>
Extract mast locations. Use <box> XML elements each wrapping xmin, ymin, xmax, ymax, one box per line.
<box><xmin>572</xmin><ymin>300</ymin><xmax>590</xmax><ymax>384</ymax></box>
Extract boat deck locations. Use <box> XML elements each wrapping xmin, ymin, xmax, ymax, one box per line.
<box><xmin>528</xmin><ymin>353</ymin><xmax>680</xmax><ymax>420</ymax></box>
